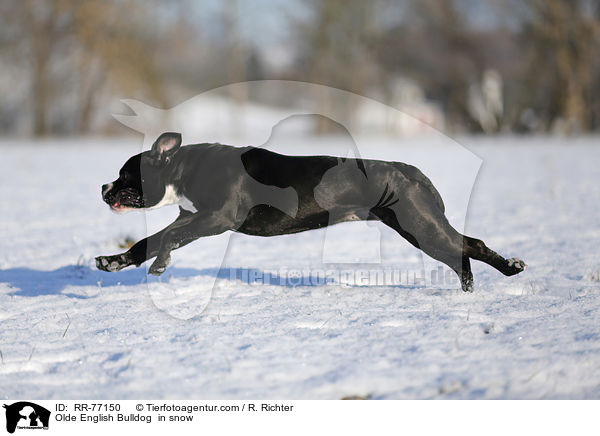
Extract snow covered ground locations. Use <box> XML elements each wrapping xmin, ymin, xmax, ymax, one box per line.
<box><xmin>1</xmin><ymin>135</ymin><xmax>599</xmax><ymax>399</ymax></box>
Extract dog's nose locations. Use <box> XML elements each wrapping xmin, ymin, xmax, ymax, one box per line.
<box><xmin>102</xmin><ymin>183</ymin><xmax>114</xmax><ymax>200</ymax></box>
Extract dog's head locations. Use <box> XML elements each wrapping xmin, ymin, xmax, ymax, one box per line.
<box><xmin>101</xmin><ymin>132</ymin><xmax>182</xmax><ymax>212</ymax></box>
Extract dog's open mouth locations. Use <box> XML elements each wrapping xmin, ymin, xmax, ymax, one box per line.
<box><xmin>109</xmin><ymin>189</ymin><xmax>143</xmax><ymax>212</ymax></box>
<box><xmin>110</xmin><ymin>200</ymin><xmax>129</xmax><ymax>211</ymax></box>
<box><xmin>110</xmin><ymin>201</ymin><xmax>134</xmax><ymax>213</ymax></box>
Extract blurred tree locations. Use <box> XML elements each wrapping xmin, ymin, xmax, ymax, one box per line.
<box><xmin>516</xmin><ymin>0</ymin><xmax>599</xmax><ymax>132</ymax></box>
<box><xmin>369</xmin><ymin>0</ymin><xmax>600</xmax><ymax>133</ymax></box>
<box><xmin>294</xmin><ymin>0</ymin><xmax>382</xmax><ymax>133</ymax></box>
<box><xmin>71</xmin><ymin>0</ymin><xmax>168</xmax><ymax>133</ymax></box>
<box><xmin>372</xmin><ymin>0</ymin><xmax>491</xmax><ymax>132</ymax></box>
<box><xmin>0</xmin><ymin>0</ymin><xmax>168</xmax><ymax>136</ymax></box>
<box><xmin>1</xmin><ymin>0</ymin><xmax>599</xmax><ymax>136</ymax></box>
<box><xmin>223</xmin><ymin>0</ymin><xmax>248</xmax><ymax>104</ymax></box>
<box><xmin>8</xmin><ymin>0</ymin><xmax>70</xmax><ymax>135</ymax></box>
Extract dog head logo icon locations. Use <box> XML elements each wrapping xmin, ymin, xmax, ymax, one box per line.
<box><xmin>3</xmin><ymin>402</ymin><xmax>50</xmax><ymax>434</ymax></box>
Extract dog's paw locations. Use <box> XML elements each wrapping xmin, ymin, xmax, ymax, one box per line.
<box><xmin>505</xmin><ymin>258</ymin><xmax>527</xmax><ymax>276</ymax></box>
<box><xmin>461</xmin><ymin>275</ymin><xmax>474</xmax><ymax>293</ymax></box>
<box><xmin>148</xmin><ymin>264</ymin><xmax>166</xmax><ymax>276</ymax></box>
<box><xmin>148</xmin><ymin>256</ymin><xmax>170</xmax><ymax>276</ymax></box>
<box><xmin>95</xmin><ymin>254</ymin><xmax>129</xmax><ymax>272</ymax></box>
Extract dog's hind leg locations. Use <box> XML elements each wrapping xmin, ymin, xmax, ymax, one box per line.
<box><xmin>463</xmin><ymin>236</ymin><xmax>526</xmax><ymax>276</ymax></box>
<box><xmin>371</xmin><ymin>204</ymin><xmax>475</xmax><ymax>292</ymax></box>
<box><xmin>371</xmin><ymin>178</ymin><xmax>526</xmax><ymax>291</ymax></box>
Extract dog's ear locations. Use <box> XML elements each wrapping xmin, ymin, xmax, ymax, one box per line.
<box><xmin>148</xmin><ymin>132</ymin><xmax>182</xmax><ymax>166</ymax></box>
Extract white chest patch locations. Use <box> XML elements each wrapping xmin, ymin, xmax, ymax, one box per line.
<box><xmin>148</xmin><ymin>185</ymin><xmax>198</xmax><ymax>213</ymax></box>
<box><xmin>179</xmin><ymin>195</ymin><xmax>198</xmax><ymax>213</ymax></box>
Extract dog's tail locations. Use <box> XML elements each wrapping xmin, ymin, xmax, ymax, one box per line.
<box><xmin>392</xmin><ymin>162</ymin><xmax>445</xmax><ymax>213</ymax></box>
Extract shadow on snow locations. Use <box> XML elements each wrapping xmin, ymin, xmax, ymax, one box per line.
<box><xmin>0</xmin><ymin>264</ymin><xmax>346</xmax><ymax>298</ymax></box>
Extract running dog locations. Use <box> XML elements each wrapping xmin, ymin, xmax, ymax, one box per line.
<box><xmin>96</xmin><ymin>132</ymin><xmax>526</xmax><ymax>291</ymax></box>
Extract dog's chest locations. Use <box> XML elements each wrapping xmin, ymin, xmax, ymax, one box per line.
<box><xmin>149</xmin><ymin>185</ymin><xmax>198</xmax><ymax>213</ymax></box>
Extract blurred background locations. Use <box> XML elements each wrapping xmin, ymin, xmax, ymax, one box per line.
<box><xmin>1</xmin><ymin>0</ymin><xmax>599</xmax><ymax>137</ymax></box>
<box><xmin>2</xmin><ymin>0</ymin><xmax>600</xmax><ymax>401</ymax></box>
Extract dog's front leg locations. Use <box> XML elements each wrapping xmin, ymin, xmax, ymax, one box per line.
<box><xmin>148</xmin><ymin>212</ymin><xmax>232</xmax><ymax>276</ymax></box>
<box><xmin>96</xmin><ymin>227</ymin><xmax>171</xmax><ymax>272</ymax></box>
<box><xmin>96</xmin><ymin>208</ymin><xmax>193</xmax><ymax>272</ymax></box>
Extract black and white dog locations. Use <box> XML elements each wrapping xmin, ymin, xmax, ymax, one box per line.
<box><xmin>96</xmin><ymin>132</ymin><xmax>526</xmax><ymax>292</ymax></box>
